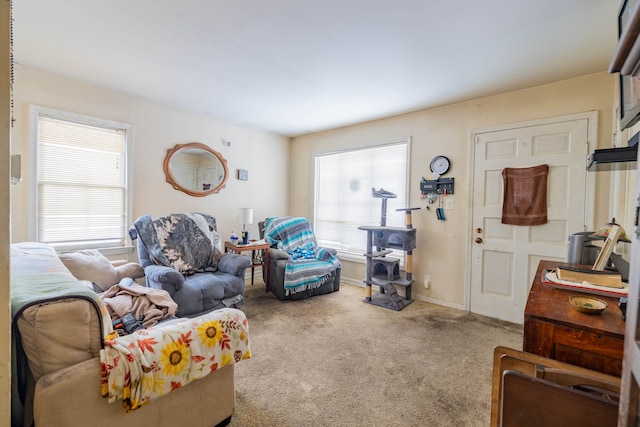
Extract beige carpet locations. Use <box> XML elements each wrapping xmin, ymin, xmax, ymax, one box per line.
<box><xmin>230</xmin><ymin>282</ymin><xmax>522</xmax><ymax>427</ymax></box>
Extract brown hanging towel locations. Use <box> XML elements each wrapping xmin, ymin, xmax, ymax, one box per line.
<box><xmin>501</xmin><ymin>164</ymin><xmax>549</xmax><ymax>226</ymax></box>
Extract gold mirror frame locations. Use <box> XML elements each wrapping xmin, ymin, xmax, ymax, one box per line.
<box><xmin>163</xmin><ymin>142</ymin><xmax>229</xmax><ymax>197</ymax></box>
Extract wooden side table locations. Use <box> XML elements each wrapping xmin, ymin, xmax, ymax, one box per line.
<box><xmin>523</xmin><ymin>260</ymin><xmax>626</xmax><ymax>376</ymax></box>
<box><xmin>224</xmin><ymin>241</ymin><xmax>270</xmax><ymax>292</ymax></box>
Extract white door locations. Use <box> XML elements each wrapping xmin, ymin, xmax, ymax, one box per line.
<box><xmin>197</xmin><ymin>166</ymin><xmax>220</xmax><ymax>190</ymax></box>
<box><xmin>470</xmin><ymin>114</ymin><xmax>593</xmax><ymax>323</ymax></box>
<box><xmin>172</xmin><ymin>165</ymin><xmax>196</xmax><ymax>190</ymax></box>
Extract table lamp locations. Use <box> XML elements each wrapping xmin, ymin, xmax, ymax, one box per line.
<box><xmin>238</xmin><ymin>208</ymin><xmax>254</xmax><ymax>244</ymax></box>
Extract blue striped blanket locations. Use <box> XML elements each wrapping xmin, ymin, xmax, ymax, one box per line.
<box><xmin>264</xmin><ymin>217</ymin><xmax>341</xmax><ymax>295</ymax></box>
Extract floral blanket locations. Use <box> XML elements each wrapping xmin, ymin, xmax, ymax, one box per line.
<box><xmin>100</xmin><ymin>308</ymin><xmax>251</xmax><ymax>412</ymax></box>
<box><xmin>264</xmin><ymin>216</ymin><xmax>341</xmax><ymax>295</ymax></box>
<box><xmin>129</xmin><ymin>213</ymin><xmax>223</xmax><ymax>276</ymax></box>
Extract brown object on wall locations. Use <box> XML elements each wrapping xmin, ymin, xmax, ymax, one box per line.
<box><xmin>501</xmin><ymin>164</ymin><xmax>549</xmax><ymax>226</ymax></box>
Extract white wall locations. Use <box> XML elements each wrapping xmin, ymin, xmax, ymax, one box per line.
<box><xmin>291</xmin><ymin>72</ymin><xmax>617</xmax><ymax>308</ymax></box>
<box><xmin>10</xmin><ymin>65</ymin><xmax>291</xmax><ymax>250</ymax></box>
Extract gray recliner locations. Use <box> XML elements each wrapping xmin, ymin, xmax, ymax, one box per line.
<box><xmin>259</xmin><ymin>217</ymin><xmax>341</xmax><ymax>301</ymax></box>
<box><xmin>132</xmin><ymin>213</ymin><xmax>251</xmax><ymax>317</ymax></box>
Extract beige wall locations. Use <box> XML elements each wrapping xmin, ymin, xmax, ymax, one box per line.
<box><xmin>291</xmin><ymin>72</ymin><xmax>617</xmax><ymax>308</ymax></box>
<box><xmin>1</xmin><ymin>1</ymin><xmax>11</xmax><ymax>424</ymax></box>
<box><xmin>10</xmin><ymin>65</ymin><xmax>291</xmax><ymax>249</ymax></box>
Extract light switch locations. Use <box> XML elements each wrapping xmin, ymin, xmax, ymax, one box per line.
<box><xmin>445</xmin><ymin>198</ymin><xmax>454</xmax><ymax>210</ymax></box>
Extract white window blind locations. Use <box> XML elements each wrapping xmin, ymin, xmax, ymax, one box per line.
<box><xmin>314</xmin><ymin>141</ymin><xmax>408</xmax><ymax>257</ymax></box>
<box><xmin>35</xmin><ymin>112</ymin><xmax>129</xmax><ymax>248</ymax></box>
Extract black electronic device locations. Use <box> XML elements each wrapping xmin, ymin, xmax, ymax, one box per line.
<box><xmin>420</xmin><ymin>177</ymin><xmax>454</xmax><ymax>195</ymax></box>
<box><xmin>112</xmin><ymin>313</ymin><xmax>144</xmax><ymax>335</ymax></box>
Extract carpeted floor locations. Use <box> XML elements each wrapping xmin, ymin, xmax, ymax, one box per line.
<box><xmin>230</xmin><ymin>281</ymin><xmax>523</xmax><ymax>427</ymax></box>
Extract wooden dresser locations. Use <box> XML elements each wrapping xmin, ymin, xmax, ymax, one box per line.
<box><xmin>523</xmin><ymin>260</ymin><xmax>626</xmax><ymax>376</ymax></box>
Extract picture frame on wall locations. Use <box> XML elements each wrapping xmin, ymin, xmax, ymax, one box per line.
<box><xmin>617</xmin><ymin>0</ymin><xmax>640</xmax><ymax>130</ymax></box>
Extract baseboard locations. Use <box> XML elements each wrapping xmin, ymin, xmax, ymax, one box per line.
<box><xmin>414</xmin><ymin>294</ymin><xmax>466</xmax><ymax>311</ymax></box>
<box><xmin>341</xmin><ymin>277</ymin><xmax>466</xmax><ymax>311</ymax></box>
<box><xmin>341</xmin><ymin>277</ymin><xmax>364</xmax><ymax>287</ymax></box>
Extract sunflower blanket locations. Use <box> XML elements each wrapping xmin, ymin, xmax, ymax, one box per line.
<box><xmin>100</xmin><ymin>308</ymin><xmax>251</xmax><ymax>412</ymax></box>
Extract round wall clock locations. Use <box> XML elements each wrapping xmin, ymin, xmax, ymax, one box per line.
<box><xmin>430</xmin><ymin>155</ymin><xmax>450</xmax><ymax>175</ymax></box>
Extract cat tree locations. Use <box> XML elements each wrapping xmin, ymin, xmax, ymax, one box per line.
<box><xmin>358</xmin><ymin>188</ymin><xmax>419</xmax><ymax>310</ymax></box>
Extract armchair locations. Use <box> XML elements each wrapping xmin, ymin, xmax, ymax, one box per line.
<box><xmin>259</xmin><ymin>217</ymin><xmax>341</xmax><ymax>301</ymax></box>
<box><xmin>130</xmin><ymin>213</ymin><xmax>251</xmax><ymax>317</ymax></box>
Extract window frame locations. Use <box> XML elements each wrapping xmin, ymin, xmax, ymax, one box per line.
<box><xmin>29</xmin><ymin>105</ymin><xmax>134</xmax><ymax>252</ymax></box>
<box><xmin>312</xmin><ymin>138</ymin><xmax>411</xmax><ymax>263</ymax></box>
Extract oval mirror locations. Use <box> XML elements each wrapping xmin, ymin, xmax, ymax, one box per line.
<box><xmin>163</xmin><ymin>142</ymin><xmax>229</xmax><ymax>197</ymax></box>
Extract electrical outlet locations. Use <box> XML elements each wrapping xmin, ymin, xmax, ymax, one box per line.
<box><xmin>424</xmin><ymin>275</ymin><xmax>431</xmax><ymax>289</ymax></box>
<box><xmin>445</xmin><ymin>198</ymin><xmax>454</xmax><ymax>210</ymax></box>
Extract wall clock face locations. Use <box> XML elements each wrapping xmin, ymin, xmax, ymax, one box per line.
<box><xmin>430</xmin><ymin>155</ymin><xmax>450</xmax><ymax>175</ymax></box>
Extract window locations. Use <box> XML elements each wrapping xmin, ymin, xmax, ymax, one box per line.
<box><xmin>30</xmin><ymin>106</ymin><xmax>133</xmax><ymax>250</ymax></box>
<box><xmin>314</xmin><ymin>140</ymin><xmax>409</xmax><ymax>258</ymax></box>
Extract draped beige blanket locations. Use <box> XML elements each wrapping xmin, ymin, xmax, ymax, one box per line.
<box><xmin>100</xmin><ymin>284</ymin><xmax>177</xmax><ymax>328</ymax></box>
<box><xmin>501</xmin><ymin>165</ymin><xmax>549</xmax><ymax>226</ymax></box>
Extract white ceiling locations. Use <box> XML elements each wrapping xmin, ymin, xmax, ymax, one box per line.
<box><xmin>13</xmin><ymin>0</ymin><xmax>620</xmax><ymax>137</ymax></box>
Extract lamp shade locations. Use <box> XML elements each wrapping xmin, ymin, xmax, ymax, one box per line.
<box><xmin>238</xmin><ymin>208</ymin><xmax>254</xmax><ymax>226</ymax></box>
<box><xmin>593</xmin><ymin>217</ymin><xmax>631</xmax><ymax>242</ymax></box>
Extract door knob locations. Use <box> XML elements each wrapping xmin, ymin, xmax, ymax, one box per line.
<box><xmin>475</xmin><ymin>237</ymin><xmax>483</xmax><ymax>244</ymax></box>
